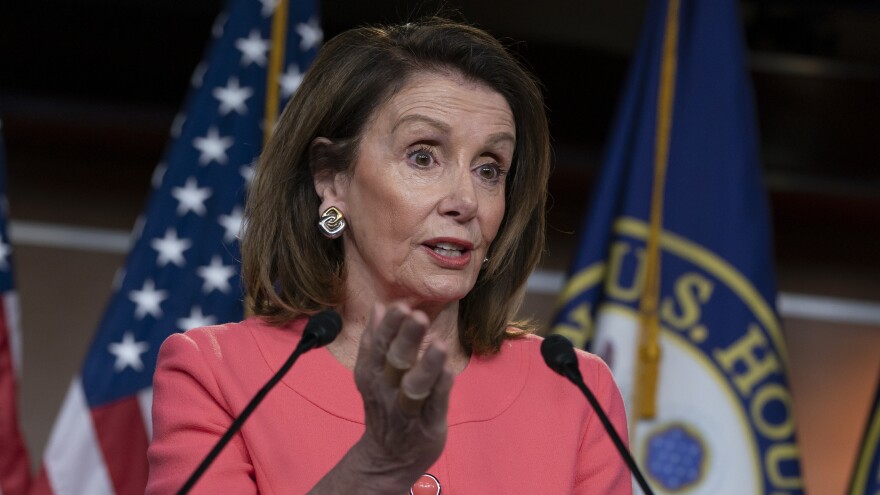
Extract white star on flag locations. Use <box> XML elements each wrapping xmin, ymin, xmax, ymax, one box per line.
<box><xmin>172</xmin><ymin>177</ymin><xmax>213</xmax><ymax>216</ymax></box>
<box><xmin>259</xmin><ymin>0</ymin><xmax>279</xmax><ymax>17</ymax></box>
<box><xmin>193</xmin><ymin>127</ymin><xmax>234</xmax><ymax>165</ymax></box>
<box><xmin>177</xmin><ymin>306</ymin><xmax>218</xmax><ymax>331</ymax></box>
<box><xmin>212</xmin><ymin>12</ymin><xmax>228</xmax><ymax>38</ymax></box>
<box><xmin>280</xmin><ymin>64</ymin><xmax>304</xmax><ymax>99</ymax></box>
<box><xmin>131</xmin><ymin>215</ymin><xmax>146</xmax><ymax>245</ymax></box>
<box><xmin>152</xmin><ymin>162</ymin><xmax>167</xmax><ymax>189</ymax></box>
<box><xmin>296</xmin><ymin>18</ymin><xmax>323</xmax><ymax>51</ymax></box>
<box><xmin>0</xmin><ymin>234</ymin><xmax>11</xmax><ymax>270</ymax></box>
<box><xmin>235</xmin><ymin>29</ymin><xmax>269</xmax><ymax>67</ymax></box>
<box><xmin>213</xmin><ymin>77</ymin><xmax>254</xmax><ymax>116</ymax></box>
<box><xmin>171</xmin><ymin>112</ymin><xmax>187</xmax><ymax>138</ymax></box>
<box><xmin>218</xmin><ymin>206</ymin><xmax>244</xmax><ymax>243</ymax></box>
<box><xmin>197</xmin><ymin>256</ymin><xmax>236</xmax><ymax>294</ymax></box>
<box><xmin>191</xmin><ymin>61</ymin><xmax>208</xmax><ymax>88</ymax></box>
<box><xmin>129</xmin><ymin>279</ymin><xmax>168</xmax><ymax>319</ymax></box>
<box><xmin>240</xmin><ymin>164</ymin><xmax>255</xmax><ymax>185</ymax></box>
<box><xmin>108</xmin><ymin>332</ymin><xmax>150</xmax><ymax>372</ymax></box>
<box><xmin>150</xmin><ymin>228</ymin><xmax>193</xmax><ymax>267</ymax></box>
<box><xmin>112</xmin><ymin>267</ymin><xmax>126</xmax><ymax>291</ymax></box>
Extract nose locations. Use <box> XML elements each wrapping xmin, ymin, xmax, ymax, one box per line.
<box><xmin>438</xmin><ymin>164</ymin><xmax>478</xmax><ymax>222</ymax></box>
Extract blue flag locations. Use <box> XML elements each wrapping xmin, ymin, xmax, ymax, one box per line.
<box><xmin>33</xmin><ymin>1</ymin><xmax>320</xmax><ymax>493</ymax></box>
<box><xmin>551</xmin><ymin>0</ymin><xmax>804</xmax><ymax>493</ymax></box>
<box><xmin>849</xmin><ymin>375</ymin><xmax>880</xmax><ymax>495</ymax></box>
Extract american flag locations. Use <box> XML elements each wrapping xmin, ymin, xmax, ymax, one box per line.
<box><xmin>30</xmin><ymin>1</ymin><xmax>319</xmax><ymax>493</ymax></box>
<box><xmin>0</xmin><ymin>119</ymin><xmax>31</xmax><ymax>495</ymax></box>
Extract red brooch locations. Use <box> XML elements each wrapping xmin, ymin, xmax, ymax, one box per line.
<box><xmin>410</xmin><ymin>473</ymin><xmax>441</xmax><ymax>495</ymax></box>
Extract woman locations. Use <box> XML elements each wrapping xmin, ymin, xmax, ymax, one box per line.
<box><xmin>147</xmin><ymin>18</ymin><xmax>631</xmax><ymax>494</ymax></box>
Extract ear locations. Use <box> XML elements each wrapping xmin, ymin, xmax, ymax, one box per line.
<box><xmin>310</xmin><ymin>137</ymin><xmax>349</xmax><ymax>215</ymax></box>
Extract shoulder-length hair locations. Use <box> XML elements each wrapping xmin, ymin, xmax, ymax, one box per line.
<box><xmin>242</xmin><ymin>18</ymin><xmax>550</xmax><ymax>355</ymax></box>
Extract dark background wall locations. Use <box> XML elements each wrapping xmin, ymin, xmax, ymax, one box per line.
<box><xmin>1</xmin><ymin>1</ymin><xmax>878</xmax><ymax>493</ymax></box>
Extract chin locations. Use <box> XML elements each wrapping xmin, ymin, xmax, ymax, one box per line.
<box><xmin>412</xmin><ymin>275</ymin><xmax>476</xmax><ymax>303</ymax></box>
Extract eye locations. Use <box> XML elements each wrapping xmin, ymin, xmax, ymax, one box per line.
<box><xmin>476</xmin><ymin>163</ymin><xmax>508</xmax><ymax>184</ymax></box>
<box><xmin>407</xmin><ymin>146</ymin><xmax>436</xmax><ymax>168</ymax></box>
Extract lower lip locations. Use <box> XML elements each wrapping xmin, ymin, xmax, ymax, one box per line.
<box><xmin>422</xmin><ymin>245</ymin><xmax>472</xmax><ymax>268</ymax></box>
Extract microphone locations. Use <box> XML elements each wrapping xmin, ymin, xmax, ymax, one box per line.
<box><xmin>298</xmin><ymin>309</ymin><xmax>344</xmax><ymax>349</ymax></box>
<box><xmin>179</xmin><ymin>310</ymin><xmax>342</xmax><ymax>494</ymax></box>
<box><xmin>541</xmin><ymin>335</ymin><xmax>655</xmax><ymax>495</ymax></box>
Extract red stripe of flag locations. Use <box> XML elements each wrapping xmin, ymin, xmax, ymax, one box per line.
<box><xmin>90</xmin><ymin>397</ymin><xmax>149</xmax><ymax>495</ymax></box>
<box><xmin>0</xmin><ymin>298</ymin><xmax>31</xmax><ymax>495</ymax></box>
<box><xmin>27</xmin><ymin>466</ymin><xmax>53</xmax><ymax>495</ymax></box>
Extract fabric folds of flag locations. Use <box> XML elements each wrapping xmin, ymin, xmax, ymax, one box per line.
<box><xmin>0</xmin><ymin>120</ymin><xmax>31</xmax><ymax>495</ymax></box>
<box><xmin>849</xmin><ymin>374</ymin><xmax>880</xmax><ymax>495</ymax></box>
<box><xmin>30</xmin><ymin>1</ymin><xmax>320</xmax><ymax>493</ymax></box>
<box><xmin>551</xmin><ymin>0</ymin><xmax>804</xmax><ymax>493</ymax></box>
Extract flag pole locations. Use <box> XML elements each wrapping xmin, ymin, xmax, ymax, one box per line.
<box><xmin>634</xmin><ymin>0</ymin><xmax>680</xmax><ymax>421</ymax></box>
<box><xmin>246</xmin><ymin>0</ymin><xmax>289</xmax><ymax>317</ymax></box>
<box><xmin>264</xmin><ymin>0</ymin><xmax>289</xmax><ymax>145</ymax></box>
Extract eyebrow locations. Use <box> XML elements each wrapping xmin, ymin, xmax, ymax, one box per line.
<box><xmin>485</xmin><ymin>131</ymin><xmax>517</xmax><ymax>148</ymax></box>
<box><xmin>392</xmin><ymin>114</ymin><xmax>516</xmax><ymax>147</ymax></box>
<box><xmin>392</xmin><ymin>114</ymin><xmax>451</xmax><ymax>134</ymax></box>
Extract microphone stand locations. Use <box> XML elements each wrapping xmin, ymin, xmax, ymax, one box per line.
<box><xmin>542</xmin><ymin>335</ymin><xmax>654</xmax><ymax>494</ymax></box>
<box><xmin>561</xmin><ymin>367</ymin><xmax>655</xmax><ymax>495</ymax></box>
<box><xmin>178</xmin><ymin>339</ymin><xmax>312</xmax><ymax>494</ymax></box>
<box><xmin>178</xmin><ymin>310</ymin><xmax>341</xmax><ymax>495</ymax></box>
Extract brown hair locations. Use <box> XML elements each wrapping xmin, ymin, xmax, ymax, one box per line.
<box><xmin>242</xmin><ymin>18</ymin><xmax>550</xmax><ymax>355</ymax></box>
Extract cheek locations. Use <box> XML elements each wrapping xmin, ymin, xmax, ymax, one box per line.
<box><xmin>383</xmin><ymin>191</ymin><xmax>437</xmax><ymax>248</ymax></box>
<box><xmin>482</xmin><ymin>196</ymin><xmax>507</xmax><ymax>243</ymax></box>
<box><xmin>355</xmin><ymin>174</ymin><xmax>422</xmax><ymax>242</ymax></box>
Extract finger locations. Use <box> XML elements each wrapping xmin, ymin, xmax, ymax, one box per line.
<box><xmin>398</xmin><ymin>389</ymin><xmax>428</xmax><ymax>415</ymax></box>
<box><xmin>422</xmin><ymin>363</ymin><xmax>454</xmax><ymax>426</ymax></box>
<box><xmin>360</xmin><ymin>303</ymin><xmax>407</xmax><ymax>372</ymax></box>
<box><xmin>384</xmin><ymin>311</ymin><xmax>429</xmax><ymax>387</ymax></box>
<box><xmin>355</xmin><ymin>303</ymin><xmax>383</xmax><ymax>375</ymax></box>
<box><xmin>398</xmin><ymin>343</ymin><xmax>448</xmax><ymax>415</ymax></box>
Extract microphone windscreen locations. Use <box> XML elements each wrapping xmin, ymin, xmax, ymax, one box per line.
<box><xmin>303</xmin><ymin>310</ymin><xmax>342</xmax><ymax>348</ymax></box>
<box><xmin>541</xmin><ymin>334</ymin><xmax>578</xmax><ymax>375</ymax></box>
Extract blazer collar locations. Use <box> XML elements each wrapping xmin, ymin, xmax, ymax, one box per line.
<box><xmin>248</xmin><ymin>316</ymin><xmax>530</xmax><ymax>426</ymax></box>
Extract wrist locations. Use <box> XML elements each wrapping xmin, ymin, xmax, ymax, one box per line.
<box><xmin>347</xmin><ymin>437</ymin><xmax>422</xmax><ymax>492</ymax></box>
<box><xmin>308</xmin><ymin>437</ymin><xmax>420</xmax><ymax>494</ymax></box>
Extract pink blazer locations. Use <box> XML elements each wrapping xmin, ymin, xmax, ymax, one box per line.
<box><xmin>147</xmin><ymin>317</ymin><xmax>632</xmax><ymax>494</ymax></box>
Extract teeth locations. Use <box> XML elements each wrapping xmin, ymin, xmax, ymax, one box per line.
<box><xmin>432</xmin><ymin>246</ymin><xmax>463</xmax><ymax>257</ymax></box>
<box><xmin>434</xmin><ymin>242</ymin><xmax>463</xmax><ymax>250</ymax></box>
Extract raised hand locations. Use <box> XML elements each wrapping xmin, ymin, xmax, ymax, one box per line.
<box><xmin>309</xmin><ymin>303</ymin><xmax>454</xmax><ymax>494</ymax></box>
<box><xmin>353</xmin><ymin>303</ymin><xmax>453</xmax><ymax>488</ymax></box>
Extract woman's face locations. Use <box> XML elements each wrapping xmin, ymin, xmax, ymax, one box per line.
<box><xmin>317</xmin><ymin>71</ymin><xmax>515</xmax><ymax>306</ymax></box>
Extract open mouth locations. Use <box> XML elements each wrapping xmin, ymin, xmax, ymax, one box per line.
<box><xmin>428</xmin><ymin>242</ymin><xmax>467</xmax><ymax>258</ymax></box>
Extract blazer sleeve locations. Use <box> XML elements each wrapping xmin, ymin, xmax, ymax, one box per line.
<box><xmin>146</xmin><ymin>332</ymin><xmax>257</xmax><ymax>495</ymax></box>
<box><xmin>574</xmin><ymin>355</ymin><xmax>633</xmax><ymax>494</ymax></box>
